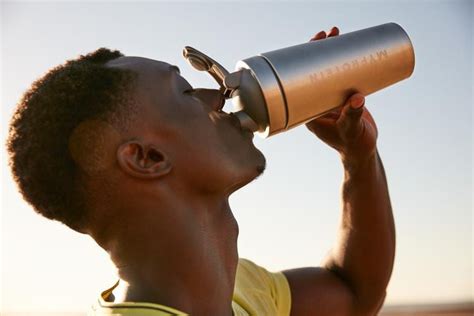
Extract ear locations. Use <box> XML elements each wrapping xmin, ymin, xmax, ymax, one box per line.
<box><xmin>116</xmin><ymin>141</ymin><xmax>172</xmax><ymax>179</ymax></box>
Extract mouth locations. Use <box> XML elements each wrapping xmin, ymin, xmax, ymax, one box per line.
<box><xmin>229</xmin><ymin>112</ymin><xmax>243</xmax><ymax>131</ymax></box>
<box><xmin>244</xmin><ymin>130</ymin><xmax>254</xmax><ymax>139</ymax></box>
<box><xmin>229</xmin><ymin>113</ymin><xmax>254</xmax><ymax>139</ymax></box>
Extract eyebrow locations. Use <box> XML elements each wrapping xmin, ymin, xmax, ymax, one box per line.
<box><xmin>168</xmin><ymin>65</ymin><xmax>192</xmax><ymax>92</ymax></box>
<box><xmin>169</xmin><ymin>65</ymin><xmax>180</xmax><ymax>74</ymax></box>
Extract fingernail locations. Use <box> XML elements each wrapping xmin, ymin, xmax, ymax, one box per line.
<box><xmin>350</xmin><ymin>95</ymin><xmax>365</xmax><ymax>109</ymax></box>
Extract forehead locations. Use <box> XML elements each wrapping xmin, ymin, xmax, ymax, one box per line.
<box><xmin>108</xmin><ymin>55</ymin><xmax>185</xmax><ymax>95</ymax></box>
<box><xmin>105</xmin><ymin>56</ymin><xmax>191</xmax><ymax>126</ymax></box>
<box><xmin>106</xmin><ymin>56</ymin><xmax>179</xmax><ymax>81</ymax></box>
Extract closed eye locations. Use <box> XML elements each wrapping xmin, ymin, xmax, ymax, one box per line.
<box><xmin>183</xmin><ymin>89</ymin><xmax>202</xmax><ymax>103</ymax></box>
<box><xmin>183</xmin><ymin>88</ymin><xmax>224</xmax><ymax>112</ymax></box>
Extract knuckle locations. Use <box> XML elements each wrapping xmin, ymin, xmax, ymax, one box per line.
<box><xmin>338</xmin><ymin>117</ymin><xmax>364</xmax><ymax>142</ymax></box>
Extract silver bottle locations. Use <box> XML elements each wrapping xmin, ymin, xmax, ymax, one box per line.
<box><xmin>183</xmin><ymin>22</ymin><xmax>415</xmax><ymax>138</ymax></box>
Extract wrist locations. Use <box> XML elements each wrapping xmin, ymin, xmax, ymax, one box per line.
<box><xmin>341</xmin><ymin>149</ymin><xmax>379</xmax><ymax>176</ymax></box>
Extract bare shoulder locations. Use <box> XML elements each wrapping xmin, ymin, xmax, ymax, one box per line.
<box><xmin>282</xmin><ymin>267</ymin><xmax>356</xmax><ymax>316</ymax></box>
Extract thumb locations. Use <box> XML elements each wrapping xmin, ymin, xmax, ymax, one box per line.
<box><xmin>337</xmin><ymin>93</ymin><xmax>365</xmax><ymax>141</ymax></box>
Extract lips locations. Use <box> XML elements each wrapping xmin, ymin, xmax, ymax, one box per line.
<box><xmin>229</xmin><ymin>112</ymin><xmax>254</xmax><ymax>139</ymax></box>
<box><xmin>229</xmin><ymin>112</ymin><xmax>243</xmax><ymax>131</ymax></box>
<box><xmin>244</xmin><ymin>130</ymin><xmax>254</xmax><ymax>139</ymax></box>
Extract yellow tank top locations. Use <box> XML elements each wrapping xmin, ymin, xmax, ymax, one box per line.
<box><xmin>89</xmin><ymin>258</ymin><xmax>291</xmax><ymax>316</ymax></box>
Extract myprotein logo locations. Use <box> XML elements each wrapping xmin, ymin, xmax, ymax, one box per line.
<box><xmin>310</xmin><ymin>49</ymin><xmax>389</xmax><ymax>83</ymax></box>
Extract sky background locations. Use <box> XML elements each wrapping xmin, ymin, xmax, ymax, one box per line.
<box><xmin>1</xmin><ymin>0</ymin><xmax>472</xmax><ymax>313</ymax></box>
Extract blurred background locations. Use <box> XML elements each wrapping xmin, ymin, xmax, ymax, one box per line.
<box><xmin>1</xmin><ymin>0</ymin><xmax>472</xmax><ymax>315</ymax></box>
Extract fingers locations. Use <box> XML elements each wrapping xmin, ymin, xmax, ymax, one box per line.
<box><xmin>348</xmin><ymin>93</ymin><xmax>365</xmax><ymax>110</ymax></box>
<box><xmin>306</xmin><ymin>118</ymin><xmax>340</xmax><ymax>147</ymax></box>
<box><xmin>310</xmin><ymin>26</ymin><xmax>340</xmax><ymax>41</ymax></box>
<box><xmin>327</xmin><ymin>26</ymin><xmax>339</xmax><ymax>37</ymax></box>
<box><xmin>322</xmin><ymin>107</ymin><xmax>342</xmax><ymax>120</ymax></box>
<box><xmin>337</xmin><ymin>93</ymin><xmax>365</xmax><ymax>141</ymax></box>
<box><xmin>310</xmin><ymin>30</ymin><xmax>327</xmax><ymax>41</ymax></box>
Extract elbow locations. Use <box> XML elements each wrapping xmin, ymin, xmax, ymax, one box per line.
<box><xmin>325</xmin><ymin>263</ymin><xmax>389</xmax><ymax>316</ymax></box>
<box><xmin>353</xmin><ymin>290</ymin><xmax>387</xmax><ymax>316</ymax></box>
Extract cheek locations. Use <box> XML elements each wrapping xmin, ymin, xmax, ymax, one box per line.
<box><xmin>167</xmin><ymin>110</ymin><xmax>239</xmax><ymax>165</ymax></box>
<box><xmin>173</xmin><ymin>123</ymin><xmax>224</xmax><ymax>163</ymax></box>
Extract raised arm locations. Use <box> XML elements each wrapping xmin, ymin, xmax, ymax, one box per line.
<box><xmin>282</xmin><ymin>27</ymin><xmax>395</xmax><ymax>316</ymax></box>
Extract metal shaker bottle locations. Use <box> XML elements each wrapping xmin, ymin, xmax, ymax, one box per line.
<box><xmin>183</xmin><ymin>22</ymin><xmax>415</xmax><ymax>138</ymax></box>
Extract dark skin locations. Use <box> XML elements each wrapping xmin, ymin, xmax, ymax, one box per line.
<box><xmin>283</xmin><ymin>27</ymin><xmax>395</xmax><ymax>316</ymax></box>
<box><xmin>85</xmin><ymin>26</ymin><xmax>394</xmax><ymax>316</ymax></box>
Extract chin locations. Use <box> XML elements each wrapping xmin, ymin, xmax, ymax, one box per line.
<box><xmin>255</xmin><ymin>159</ymin><xmax>266</xmax><ymax>175</ymax></box>
<box><xmin>249</xmin><ymin>152</ymin><xmax>266</xmax><ymax>180</ymax></box>
<box><xmin>229</xmin><ymin>156</ymin><xmax>266</xmax><ymax>194</ymax></box>
<box><xmin>256</xmin><ymin>149</ymin><xmax>266</xmax><ymax>173</ymax></box>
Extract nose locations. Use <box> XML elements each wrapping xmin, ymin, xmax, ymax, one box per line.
<box><xmin>191</xmin><ymin>88</ymin><xmax>225</xmax><ymax>112</ymax></box>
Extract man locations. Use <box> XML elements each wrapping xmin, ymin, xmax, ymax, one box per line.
<box><xmin>7</xmin><ymin>26</ymin><xmax>394</xmax><ymax>315</ymax></box>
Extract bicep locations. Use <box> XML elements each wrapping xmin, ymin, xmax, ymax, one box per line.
<box><xmin>282</xmin><ymin>267</ymin><xmax>356</xmax><ymax>316</ymax></box>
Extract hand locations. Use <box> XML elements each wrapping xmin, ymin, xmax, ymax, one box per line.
<box><xmin>306</xmin><ymin>27</ymin><xmax>379</xmax><ymax>165</ymax></box>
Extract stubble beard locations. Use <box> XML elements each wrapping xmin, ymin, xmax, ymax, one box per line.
<box><xmin>253</xmin><ymin>152</ymin><xmax>267</xmax><ymax>179</ymax></box>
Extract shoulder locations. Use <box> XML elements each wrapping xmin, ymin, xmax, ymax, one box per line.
<box><xmin>236</xmin><ymin>258</ymin><xmax>276</xmax><ymax>286</ymax></box>
<box><xmin>234</xmin><ymin>258</ymin><xmax>292</xmax><ymax>316</ymax></box>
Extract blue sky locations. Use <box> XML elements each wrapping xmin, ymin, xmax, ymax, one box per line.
<box><xmin>1</xmin><ymin>0</ymin><xmax>472</xmax><ymax>313</ymax></box>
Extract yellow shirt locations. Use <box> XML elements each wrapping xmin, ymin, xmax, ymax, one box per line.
<box><xmin>89</xmin><ymin>258</ymin><xmax>291</xmax><ymax>316</ymax></box>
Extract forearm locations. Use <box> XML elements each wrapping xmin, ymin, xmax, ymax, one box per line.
<box><xmin>325</xmin><ymin>149</ymin><xmax>395</xmax><ymax>312</ymax></box>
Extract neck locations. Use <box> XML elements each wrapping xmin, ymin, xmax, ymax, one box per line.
<box><xmin>94</xmin><ymin>190</ymin><xmax>239</xmax><ymax>315</ymax></box>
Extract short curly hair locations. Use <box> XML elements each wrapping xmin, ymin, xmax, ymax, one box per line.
<box><xmin>6</xmin><ymin>48</ymin><xmax>137</xmax><ymax>232</ymax></box>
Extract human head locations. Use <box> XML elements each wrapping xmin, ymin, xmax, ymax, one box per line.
<box><xmin>7</xmin><ymin>48</ymin><xmax>265</xmax><ymax>234</ymax></box>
